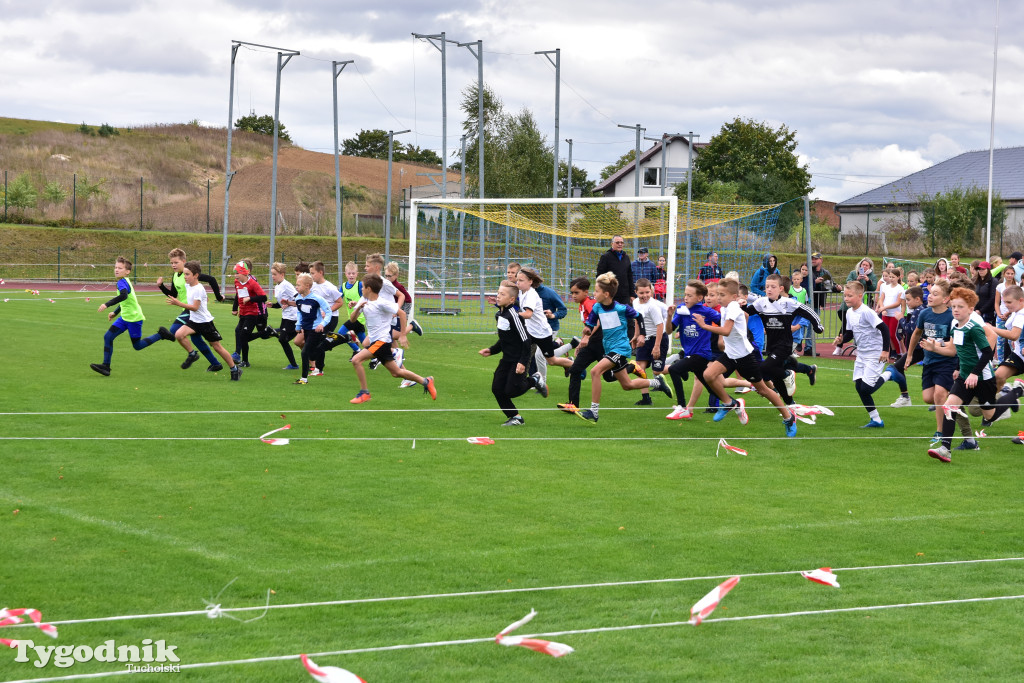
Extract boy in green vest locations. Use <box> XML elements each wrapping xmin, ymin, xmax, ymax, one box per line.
<box><xmin>90</xmin><ymin>257</ymin><xmax>169</xmax><ymax>376</ymax></box>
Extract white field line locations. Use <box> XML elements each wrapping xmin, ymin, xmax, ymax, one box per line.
<box><xmin>7</xmin><ymin>593</ymin><xmax>1024</xmax><ymax>683</ymax></box>
<box><xmin>7</xmin><ymin>557</ymin><xmax>1022</xmax><ymax>629</ymax></box>
<box><xmin>0</xmin><ymin>436</ymin><xmax>1018</xmax><ymax>443</ymax></box>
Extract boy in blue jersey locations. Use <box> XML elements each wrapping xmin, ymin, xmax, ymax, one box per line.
<box><xmin>576</xmin><ymin>273</ymin><xmax>671</xmax><ymax>423</ymax></box>
<box><xmin>666</xmin><ymin>280</ymin><xmax>721</xmax><ymax>420</ymax></box>
<box><xmin>880</xmin><ymin>285</ymin><xmax>926</xmax><ymax>408</ymax></box>
<box><xmin>694</xmin><ymin>279</ymin><xmax>798</xmax><ymax>436</ymax></box>
<box><xmin>90</xmin><ymin>257</ymin><xmax>171</xmax><ymax>376</ymax></box>
<box><xmin>291</xmin><ymin>273</ymin><xmax>333</xmax><ymax>385</ymax></box>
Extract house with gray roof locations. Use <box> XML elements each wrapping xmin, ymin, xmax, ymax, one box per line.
<box><xmin>835</xmin><ymin>147</ymin><xmax>1024</xmax><ymax>242</ymax></box>
<box><xmin>595</xmin><ymin>135</ymin><xmax>704</xmax><ymax>197</ymax></box>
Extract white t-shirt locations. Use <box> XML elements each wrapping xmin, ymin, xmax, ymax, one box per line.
<box><xmin>1006</xmin><ymin>308</ymin><xmax>1024</xmax><ymax>358</ymax></box>
<box><xmin>518</xmin><ymin>287</ymin><xmax>553</xmax><ymax>339</ymax></box>
<box><xmin>378</xmin><ymin>278</ymin><xmax>399</xmax><ymax>305</ymax></box>
<box><xmin>723</xmin><ymin>300</ymin><xmax>754</xmax><ymax>359</ymax></box>
<box><xmin>997</xmin><ymin>282</ymin><xmax>1009</xmax><ymax>317</ymax></box>
<box><xmin>312</xmin><ymin>279</ymin><xmax>342</xmax><ymax>318</ymax></box>
<box><xmin>845</xmin><ymin>304</ymin><xmax>884</xmax><ymax>356</ymax></box>
<box><xmin>633</xmin><ymin>298</ymin><xmax>666</xmax><ymax>338</ymax></box>
<box><xmin>361</xmin><ymin>298</ymin><xmax>400</xmax><ymax>343</ymax></box>
<box><xmin>275</xmin><ymin>280</ymin><xmax>299</xmax><ymax>321</ymax></box>
<box><xmin>186</xmin><ymin>282</ymin><xmax>213</xmax><ymax>324</ymax></box>
<box><xmin>878</xmin><ymin>282</ymin><xmax>904</xmax><ymax>317</ymax></box>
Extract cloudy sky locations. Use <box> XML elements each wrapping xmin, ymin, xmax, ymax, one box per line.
<box><xmin>2</xmin><ymin>0</ymin><xmax>1021</xmax><ymax>202</ymax></box>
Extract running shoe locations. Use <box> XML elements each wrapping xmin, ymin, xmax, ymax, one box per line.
<box><xmin>557</xmin><ymin>402</ymin><xmax>579</xmax><ymax>414</ymax></box>
<box><xmin>890</xmin><ymin>395</ymin><xmax>913</xmax><ymax>408</ymax></box>
<box><xmin>570</xmin><ymin>336</ymin><xmax>581</xmax><ymax>349</ymax></box>
<box><xmin>293</xmin><ymin>377</ymin><xmax>308</xmax><ymax>385</ymax></box>
<box><xmin>577</xmin><ymin>409</ymin><xmax>598</xmax><ymax>424</ymax></box>
<box><xmin>181</xmin><ymin>350</ymin><xmax>199</xmax><ymax>369</ymax></box>
<box><xmin>230</xmin><ymin>366</ymin><xmax>241</xmax><ymax>381</ymax></box>
<box><xmin>784</xmin><ymin>416</ymin><xmax>797</xmax><ymax>438</ymax></box>
<box><xmin>231</xmin><ymin>352</ymin><xmax>241</xmax><ymax>363</ymax></box>
<box><xmin>369</xmin><ymin>358</ymin><xmax>380</xmax><ymax>370</ymax></box>
<box><xmin>410</xmin><ymin>319</ymin><xmax>424</xmax><ymax>336</ymax></box>
<box><xmin>532</xmin><ymin>373</ymin><xmax>548</xmax><ymax>398</ymax></box>
<box><xmin>713</xmin><ymin>403</ymin><xmax>733</xmax><ymax>422</ymax></box>
<box><xmin>954</xmin><ymin>439</ymin><xmax>980</xmax><ymax>451</ymax></box>
<box><xmin>158</xmin><ymin>326</ymin><xmax>175</xmax><ymax>341</ymax></box>
<box><xmin>927</xmin><ymin>445</ymin><xmax>951</xmax><ymax>463</ymax></box>
<box><xmin>348</xmin><ymin>330</ymin><xmax>359</xmax><ymax>344</ymax></box>
<box><xmin>860</xmin><ymin>419</ymin><xmax>885</xmax><ymax>428</ymax></box>
<box><xmin>635</xmin><ymin>395</ymin><xmax>653</xmax><ymax>406</ymax></box>
<box><xmin>424</xmin><ymin>376</ymin><xmax>437</xmax><ymax>400</ymax></box>
<box><xmin>885</xmin><ymin>364</ymin><xmax>906</xmax><ymax>388</ymax></box>
<box><xmin>630</xmin><ymin>363</ymin><xmax>647</xmax><ymax>379</ymax></box>
<box><xmin>808</xmin><ymin>365</ymin><xmax>817</xmax><ymax>386</ymax></box>
<box><xmin>392</xmin><ymin>348</ymin><xmax>405</xmax><ymax>369</ymax></box>
<box><xmin>666</xmin><ymin>405</ymin><xmax>691</xmax><ymax>420</ymax></box>
<box><xmin>309</xmin><ymin>367</ymin><xmax>323</xmax><ymax>377</ymax></box>
<box><xmin>350</xmin><ymin>390</ymin><xmax>371</xmax><ymax>404</ymax></box>
<box><xmin>399</xmin><ymin>379</ymin><xmax>418</xmax><ymax>388</ymax></box>
<box><xmin>502</xmin><ymin>416</ymin><xmax>525</xmax><ymax>427</ymax></box>
<box><xmin>783</xmin><ymin>370</ymin><xmax>796</xmax><ymax>397</ymax></box>
<box><xmin>237</xmin><ymin>360</ymin><xmax>250</xmax><ymax>368</ymax></box>
<box><xmin>89</xmin><ymin>362</ymin><xmax>111</xmax><ymax>376</ymax></box>
<box><xmin>735</xmin><ymin>398</ymin><xmax>749</xmax><ymax>425</ymax></box>
<box><xmin>207</xmin><ymin>364</ymin><xmax>224</xmax><ymax>372</ymax></box>
<box><xmin>655</xmin><ymin>376</ymin><xmax>673</xmax><ymax>400</ymax></box>
<box><xmin>734</xmin><ymin>386</ymin><xmax>754</xmax><ymax>394</ymax></box>
<box><xmin>283</xmin><ymin>364</ymin><xmax>300</xmax><ymax>370</ymax></box>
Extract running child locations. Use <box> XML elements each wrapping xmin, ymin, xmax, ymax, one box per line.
<box><xmin>833</xmin><ymin>280</ymin><xmax>891</xmax><ymax>428</ymax></box>
<box><xmin>515</xmin><ymin>267</ymin><xmax>573</xmax><ymax>397</ymax></box>
<box><xmin>665</xmin><ymin>280</ymin><xmax>720</xmax><ymax>420</ymax></box>
<box><xmin>231</xmin><ymin>260</ymin><xmax>272</xmax><ymax>367</ymax></box>
<box><xmin>994</xmin><ymin>266</ymin><xmax>1017</xmax><ymax>362</ymax></box>
<box><xmin>89</xmin><ymin>257</ymin><xmax>170</xmax><ymax>376</ymax></box>
<box><xmin>990</xmin><ymin>284</ymin><xmax>1024</xmax><ymax>392</ymax></box>
<box><xmin>348</xmin><ymin>274</ymin><xmax>436</xmax><ymax>404</ymax></box>
<box><xmin>875</xmin><ymin>267</ymin><xmax>905</xmax><ymax>354</ymax></box>
<box><xmin>166</xmin><ymin>260</ymin><xmax>240</xmax><ymax>381</ymax></box>
<box><xmin>319</xmin><ymin>262</ymin><xmax>368</xmax><ymax>358</ymax></box>
<box><xmin>531</xmin><ymin>272</ymin><xmax>570</xmax><ymax>386</ymax></box>
<box><xmin>693</xmin><ymin>279</ymin><xmax>798</xmax><ymax>436</ymax></box>
<box><xmin>290</xmin><ymin>273</ymin><xmax>331</xmax><ymax>385</ymax></box>
<box><xmin>575</xmin><ymin>273</ymin><xmax>671</xmax><ymax>423</ymax></box>
<box><xmin>270</xmin><ymin>262</ymin><xmax>301</xmax><ymax>370</ymax></box>
<box><xmin>631</xmin><ymin>278</ymin><xmax>668</xmax><ymax>405</ymax></box>
<box><xmin>385</xmin><ymin>261</ymin><xmax>423</xmax><ymax>336</ymax></box>
<box><xmin>308</xmin><ymin>261</ymin><xmax>343</xmax><ymax>375</ymax></box>
<box><xmin>363</xmin><ymin>254</ymin><xmax>407</xmax><ymax>370</ymax></box>
<box><xmin>479</xmin><ymin>280</ymin><xmax>544</xmax><ymax>426</ymax></box>
<box><xmin>926</xmin><ymin>287</ymin><xmax>1004</xmax><ymax>462</ymax></box>
<box><xmin>880</xmin><ymin>285</ymin><xmax>926</xmax><ymax>407</ymax></box>
<box><xmin>557</xmin><ymin>277</ymin><xmax>602</xmax><ymax>414</ymax></box>
<box><xmin>144</xmin><ymin>247</ymin><xmax>224</xmax><ymax>371</ymax></box>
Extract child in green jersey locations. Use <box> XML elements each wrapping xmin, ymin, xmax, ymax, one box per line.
<box><xmin>90</xmin><ymin>257</ymin><xmax>169</xmax><ymax>376</ymax></box>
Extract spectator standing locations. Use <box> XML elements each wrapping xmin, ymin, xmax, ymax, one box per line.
<box><xmin>631</xmin><ymin>247</ymin><xmax>659</xmax><ymax>288</ymax></box>
<box><xmin>809</xmin><ymin>251</ymin><xmax>841</xmax><ymax>311</ymax></box>
<box><xmin>1009</xmin><ymin>251</ymin><xmax>1024</xmax><ymax>284</ymax></box>
<box><xmin>596</xmin><ymin>235</ymin><xmax>634</xmax><ymax>304</ymax></box>
<box><xmin>749</xmin><ymin>253</ymin><xmax>779</xmax><ymax>296</ymax></box>
<box><xmin>699</xmin><ymin>251</ymin><xmax>724</xmax><ymax>284</ymax></box>
<box><xmin>974</xmin><ymin>261</ymin><xmax>997</xmax><ymax>324</ymax></box>
<box><xmin>949</xmin><ymin>253</ymin><xmax>968</xmax><ymax>275</ymax></box>
<box><xmin>654</xmin><ymin>255</ymin><xmax>668</xmax><ymax>302</ymax></box>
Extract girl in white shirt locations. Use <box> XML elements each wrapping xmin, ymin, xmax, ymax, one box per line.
<box><xmin>876</xmin><ymin>268</ymin><xmax>905</xmax><ymax>354</ymax></box>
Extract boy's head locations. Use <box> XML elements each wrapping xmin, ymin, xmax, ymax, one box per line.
<box><xmin>683</xmin><ymin>280</ymin><xmax>708</xmax><ymax>307</ymax></box>
<box><xmin>635</xmin><ymin>277</ymin><xmax>652</xmax><ymax>301</ymax></box>
<box><xmin>737</xmin><ymin>283</ymin><xmax>748</xmax><ymax>299</ymax></box>
<box><xmin>384</xmin><ymin>261</ymin><xmax>400</xmax><ymax>279</ymax></box>
<box><xmin>344</xmin><ymin>261</ymin><xmax>358</xmax><ymax>282</ymax></box>
<box><xmin>718</xmin><ymin>279</ymin><xmax>739</xmax><ymax>301</ymax></box>
<box><xmin>844</xmin><ymin>280</ymin><xmax>865</xmax><ymax>308</ymax></box>
<box><xmin>595</xmin><ymin>272</ymin><xmax>618</xmax><ymax>301</ymax></box>
<box><xmin>271</xmin><ymin>261</ymin><xmax>287</xmax><ymax>283</ymax></box>
<box><xmin>906</xmin><ymin>285</ymin><xmax>924</xmax><ymax>309</ymax></box>
<box><xmin>184</xmin><ymin>260</ymin><xmax>202</xmax><ymax>282</ymax></box>
<box><xmin>928</xmin><ymin>280</ymin><xmax>951</xmax><ymax>307</ymax></box>
<box><xmin>1003</xmin><ymin>285</ymin><xmax>1024</xmax><ymax>312</ymax></box>
<box><xmin>496</xmin><ymin>280</ymin><xmax>518</xmax><ymax>307</ymax></box>
<box><xmin>115</xmin><ymin>257</ymin><xmax>132</xmax><ymax>277</ymax></box>
<box><xmin>569</xmin><ymin>277</ymin><xmax>591</xmax><ymax>303</ymax></box>
<box><xmin>922</xmin><ymin>268</ymin><xmax>935</xmax><ymax>283</ymax></box>
<box><xmin>365</xmin><ymin>254</ymin><xmax>385</xmax><ymax>275</ymax></box>
<box><xmin>517</xmin><ymin>267</ymin><xmax>543</xmax><ymax>290</ymax></box>
<box><xmin>295</xmin><ymin>273</ymin><xmax>313</xmax><ymax>294</ymax></box>
<box><xmin>765</xmin><ymin>273</ymin><xmax>784</xmax><ymax>298</ymax></box>
<box><xmin>294</xmin><ymin>261</ymin><xmax>310</xmax><ymax>275</ymax></box>
<box><xmin>949</xmin><ymin>286</ymin><xmax>978</xmax><ymax>321</ymax></box>
<box><xmin>168</xmin><ymin>248</ymin><xmax>186</xmax><ymax>272</ymax></box>
<box><xmin>362</xmin><ymin>273</ymin><xmax>384</xmax><ymax>295</ymax></box>
<box><xmin>506</xmin><ymin>262</ymin><xmax>521</xmax><ymax>280</ymax></box>
<box><xmin>791</xmin><ymin>270</ymin><xmax>803</xmax><ymax>286</ymax></box>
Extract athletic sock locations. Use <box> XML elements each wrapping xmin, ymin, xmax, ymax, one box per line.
<box><xmin>647</xmin><ymin>379</ymin><xmax>660</xmax><ymax>389</ymax></box>
<box><xmin>590</xmin><ymin>402</ymin><xmax>600</xmax><ymax>417</ymax></box>
<box><xmin>554</xmin><ymin>343</ymin><xmax>573</xmax><ymax>357</ymax></box>
<box><xmin>868</xmin><ymin>409</ymin><xmax>881</xmax><ymax>422</ymax></box>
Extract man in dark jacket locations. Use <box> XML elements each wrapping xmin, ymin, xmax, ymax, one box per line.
<box><xmin>631</xmin><ymin>247</ymin><xmax>659</xmax><ymax>286</ymax></box>
<box><xmin>699</xmin><ymin>251</ymin><xmax>724</xmax><ymax>283</ymax></box>
<box><xmin>809</xmin><ymin>252</ymin><xmax>841</xmax><ymax>311</ymax></box>
<box><xmin>596</xmin><ymin>235</ymin><xmax>634</xmax><ymax>304</ymax></box>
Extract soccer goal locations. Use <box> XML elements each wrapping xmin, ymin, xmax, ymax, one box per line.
<box><xmin>404</xmin><ymin>195</ymin><xmax>784</xmax><ymax>334</ymax></box>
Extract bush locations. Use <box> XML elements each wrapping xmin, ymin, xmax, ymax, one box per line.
<box><xmin>79</xmin><ymin>122</ymin><xmax>95</xmax><ymax>136</ymax></box>
<box><xmin>7</xmin><ymin>173</ymin><xmax>38</xmax><ymax>210</ymax></box>
<box><xmin>98</xmin><ymin>123</ymin><xmax>119</xmax><ymax>138</ymax></box>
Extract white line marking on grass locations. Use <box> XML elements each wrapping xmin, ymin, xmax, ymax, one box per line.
<box><xmin>0</xmin><ymin>435</ymin><xmax>1018</xmax><ymax>443</ymax></box>
<box><xmin>9</xmin><ymin>593</ymin><xmax>1024</xmax><ymax>682</ymax></box>
<box><xmin>12</xmin><ymin>557</ymin><xmax>1022</xmax><ymax>628</ymax></box>
<box><xmin>0</xmin><ymin>491</ymin><xmax>236</xmax><ymax>564</ymax></box>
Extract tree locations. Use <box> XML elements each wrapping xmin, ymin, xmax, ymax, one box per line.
<box><xmin>918</xmin><ymin>185</ymin><xmax>1006</xmax><ymax>255</ymax></box>
<box><xmin>397</xmin><ymin>144</ymin><xmax>442</xmax><ymax>166</ymax></box>
<box><xmin>600</xmin><ymin>150</ymin><xmax>635</xmax><ymax>182</ymax></box>
<box><xmin>7</xmin><ymin>173</ymin><xmax>38</xmax><ymax>211</ymax></box>
<box><xmin>559</xmin><ymin>160</ymin><xmax>595</xmax><ymax>197</ymax></box>
<box><xmin>234</xmin><ymin>113</ymin><xmax>292</xmax><ymax>142</ymax></box>
<box><xmin>341</xmin><ymin>129</ymin><xmax>391</xmax><ymax>158</ymax></box>
<box><xmin>459</xmin><ymin>83</ymin><xmax>559</xmax><ymax>198</ymax></box>
<box><xmin>681</xmin><ymin>117</ymin><xmax>813</xmax><ymax>237</ymax></box>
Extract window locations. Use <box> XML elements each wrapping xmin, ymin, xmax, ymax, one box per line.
<box><xmin>643</xmin><ymin>167</ymin><xmax>660</xmax><ymax>187</ymax></box>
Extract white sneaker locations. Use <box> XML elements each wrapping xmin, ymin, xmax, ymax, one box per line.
<box><xmin>783</xmin><ymin>370</ymin><xmax>796</xmax><ymax>396</ymax></box>
<box><xmin>309</xmin><ymin>367</ymin><xmax>323</xmax><ymax>377</ymax></box>
<box><xmin>392</xmin><ymin>348</ymin><xmax>405</xmax><ymax>369</ymax></box>
<box><xmin>735</xmin><ymin>398</ymin><xmax>749</xmax><ymax>425</ymax></box>
<box><xmin>399</xmin><ymin>379</ymin><xmax>417</xmax><ymax>388</ymax></box>
<box><xmin>666</xmin><ymin>405</ymin><xmax>687</xmax><ymax>420</ymax></box>
<box><xmin>734</xmin><ymin>386</ymin><xmax>754</xmax><ymax>394</ymax></box>
<box><xmin>890</xmin><ymin>395</ymin><xmax>913</xmax><ymax>408</ymax></box>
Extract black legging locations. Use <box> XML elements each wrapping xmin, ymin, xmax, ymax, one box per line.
<box><xmin>277</xmin><ymin>319</ymin><xmax>298</xmax><ymax>366</ymax></box>
<box><xmin>300</xmin><ymin>330</ymin><xmax>325</xmax><ymax>378</ymax></box>
<box><xmin>492</xmin><ymin>360</ymin><xmax>534</xmax><ymax>419</ymax></box>
<box><xmin>667</xmin><ymin>355</ymin><xmax>711</xmax><ymax>404</ymax></box>
<box><xmin>760</xmin><ymin>352</ymin><xmax>794</xmax><ymax>405</ymax></box>
<box><xmin>855</xmin><ymin>377</ymin><xmax>884</xmax><ymax>414</ymax></box>
<box><xmin>567</xmin><ymin>342</ymin><xmax>604</xmax><ymax>407</ymax></box>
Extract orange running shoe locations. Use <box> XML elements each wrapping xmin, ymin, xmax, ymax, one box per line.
<box><xmin>349</xmin><ymin>390</ymin><xmax>371</xmax><ymax>404</ymax></box>
<box><xmin>424</xmin><ymin>376</ymin><xmax>437</xmax><ymax>400</ymax></box>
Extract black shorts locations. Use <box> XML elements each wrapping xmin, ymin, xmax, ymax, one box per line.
<box><xmin>921</xmin><ymin>363</ymin><xmax>955</xmax><ymax>391</ymax></box>
<box><xmin>602</xmin><ymin>352</ymin><xmax>631</xmax><ymax>375</ymax></box>
<box><xmin>368</xmin><ymin>339</ymin><xmax>395</xmax><ymax>365</ymax></box>
<box><xmin>531</xmin><ymin>334</ymin><xmax>557</xmax><ymax>359</ymax></box>
<box><xmin>324</xmin><ymin>316</ymin><xmax>339</xmax><ymax>333</ymax></box>
<box><xmin>999</xmin><ymin>352</ymin><xmax>1024</xmax><ymax>374</ymax></box>
<box><xmin>717</xmin><ymin>352</ymin><xmax>763</xmax><ymax>383</ymax></box>
<box><xmin>345</xmin><ymin>319</ymin><xmax>366</xmax><ymax>335</ymax></box>
<box><xmin>184</xmin><ymin>320</ymin><xmax>222</xmax><ymax>343</ymax></box>
<box><xmin>636</xmin><ymin>335</ymin><xmax>669</xmax><ymax>372</ymax></box>
<box><xmin>950</xmin><ymin>375</ymin><xmax>996</xmax><ymax>407</ymax></box>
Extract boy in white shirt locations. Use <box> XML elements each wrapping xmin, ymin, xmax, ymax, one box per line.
<box><xmin>347</xmin><ymin>274</ymin><xmax>436</xmax><ymax>404</ymax></box>
<box><xmin>632</xmin><ymin>278</ymin><xmax>668</xmax><ymax>405</ymax></box>
<box><xmin>834</xmin><ymin>280</ymin><xmax>891</xmax><ymax>428</ymax></box>
<box><xmin>270</xmin><ymin>262</ymin><xmax>300</xmax><ymax>370</ymax></box>
<box><xmin>167</xmin><ymin>260</ymin><xmax>240</xmax><ymax>380</ymax></box>
<box><xmin>693</xmin><ymin>279</ymin><xmax>797</xmax><ymax>436</ymax></box>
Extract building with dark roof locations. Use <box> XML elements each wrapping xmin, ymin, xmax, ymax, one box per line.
<box><xmin>835</xmin><ymin>147</ymin><xmax>1024</xmax><ymax>239</ymax></box>
<box><xmin>594</xmin><ymin>135</ymin><xmax>705</xmax><ymax>197</ymax></box>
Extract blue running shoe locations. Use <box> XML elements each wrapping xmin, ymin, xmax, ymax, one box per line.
<box><xmin>231</xmin><ymin>352</ymin><xmax>241</xmax><ymax>363</ymax></box>
<box><xmin>784</xmin><ymin>417</ymin><xmax>798</xmax><ymax>438</ymax></box>
<box><xmin>860</xmin><ymin>419</ymin><xmax>885</xmax><ymax>428</ymax></box>
<box><xmin>713</xmin><ymin>403</ymin><xmax>733</xmax><ymax>422</ymax></box>
<box><xmin>283</xmin><ymin>364</ymin><xmax>300</xmax><ymax>370</ymax></box>
<box><xmin>886</xmin><ymin>364</ymin><xmax>906</xmax><ymax>388</ymax></box>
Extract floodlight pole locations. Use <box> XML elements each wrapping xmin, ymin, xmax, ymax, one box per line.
<box><xmin>220</xmin><ymin>42</ymin><xmax>240</xmax><ymax>289</ymax></box>
<box><xmin>646</xmin><ymin>133</ymin><xmax>669</xmax><ymax>261</ymax></box>
<box><xmin>386</xmin><ymin>129</ymin><xmax>411</xmax><ymax>263</ymax></box>
<box><xmin>619</xmin><ymin>123</ymin><xmax>644</xmax><ymax>240</ymax></box>
<box><xmin>268</xmin><ymin>46</ymin><xmax>300</xmax><ymax>282</ymax></box>
<box><xmin>332</xmin><ymin>60</ymin><xmax>353</xmax><ymax>277</ymax></box>
<box><xmin>458</xmin><ymin>133</ymin><xmax>468</xmax><ymax>304</ymax></box>
<box><xmin>685</xmin><ymin>131</ymin><xmax>699</xmax><ymax>280</ymax></box>
<box><xmin>458</xmin><ymin>39</ymin><xmax>487</xmax><ymax>314</ymax></box>
<box><xmin>803</xmin><ymin>196</ymin><xmax>816</xmax><ymax>357</ymax></box>
<box><xmin>985</xmin><ymin>0</ymin><xmax>1001</xmax><ymax>262</ymax></box>
<box><xmin>413</xmin><ymin>32</ymin><xmax>459</xmax><ymax>311</ymax></box>
<box><xmin>564</xmin><ymin>137</ymin><xmax>573</xmax><ymax>295</ymax></box>
<box><xmin>537</xmin><ymin>48</ymin><xmax>561</xmax><ymax>281</ymax></box>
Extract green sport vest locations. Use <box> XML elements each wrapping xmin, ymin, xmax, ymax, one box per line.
<box><xmin>119</xmin><ymin>278</ymin><xmax>145</xmax><ymax>322</ymax></box>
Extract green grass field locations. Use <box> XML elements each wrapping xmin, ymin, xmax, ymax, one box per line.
<box><xmin>2</xmin><ymin>289</ymin><xmax>1023</xmax><ymax>682</ymax></box>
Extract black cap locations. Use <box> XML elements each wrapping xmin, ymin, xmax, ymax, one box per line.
<box><xmin>811</xmin><ymin>252</ymin><xmax>823</xmax><ymax>259</ymax></box>
<box><xmin>1012</xmin><ymin>251</ymin><xmax>1023</xmax><ymax>260</ymax></box>
<box><xmin>637</xmin><ymin>247</ymin><xmax>648</xmax><ymax>253</ymax></box>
